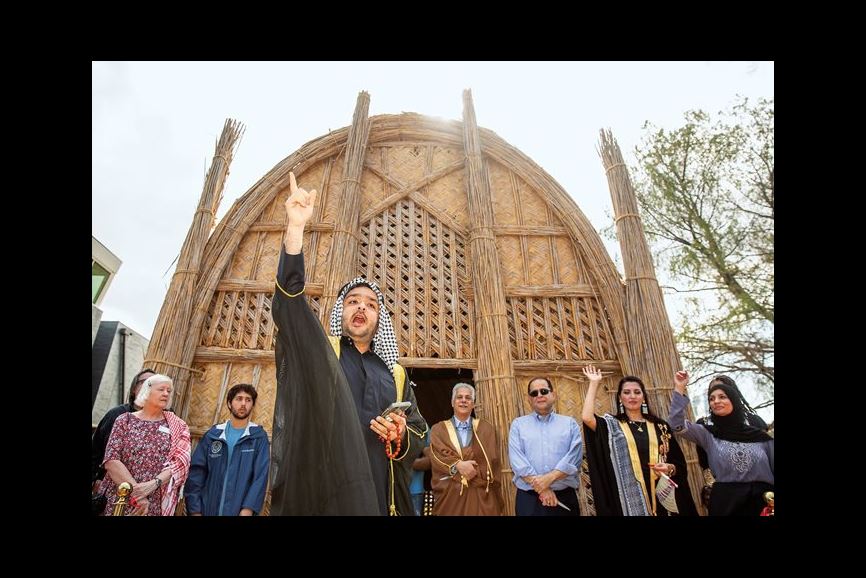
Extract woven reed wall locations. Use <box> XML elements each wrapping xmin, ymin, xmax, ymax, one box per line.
<box><xmin>159</xmin><ymin>112</ymin><xmax>661</xmax><ymax>515</ymax></box>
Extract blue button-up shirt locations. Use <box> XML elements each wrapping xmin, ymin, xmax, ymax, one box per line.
<box><xmin>508</xmin><ymin>412</ymin><xmax>583</xmax><ymax>491</ymax></box>
<box><xmin>453</xmin><ymin>417</ymin><xmax>472</xmax><ymax>447</ymax></box>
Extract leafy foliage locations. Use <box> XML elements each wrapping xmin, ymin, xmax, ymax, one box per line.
<box><xmin>632</xmin><ymin>96</ymin><xmax>774</xmax><ymax>402</ymax></box>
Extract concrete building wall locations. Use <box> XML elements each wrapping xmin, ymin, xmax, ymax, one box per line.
<box><xmin>92</xmin><ymin>304</ymin><xmax>103</xmax><ymax>346</ymax></box>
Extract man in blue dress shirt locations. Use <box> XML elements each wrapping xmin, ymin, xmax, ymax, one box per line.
<box><xmin>508</xmin><ymin>377</ymin><xmax>583</xmax><ymax>515</ymax></box>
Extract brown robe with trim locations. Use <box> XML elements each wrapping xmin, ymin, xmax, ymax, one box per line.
<box><xmin>430</xmin><ymin>418</ymin><xmax>503</xmax><ymax>516</ymax></box>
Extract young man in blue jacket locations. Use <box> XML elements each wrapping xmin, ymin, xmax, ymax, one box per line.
<box><xmin>185</xmin><ymin>383</ymin><xmax>270</xmax><ymax>515</ymax></box>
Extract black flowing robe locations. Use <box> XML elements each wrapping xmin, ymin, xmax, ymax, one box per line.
<box><xmin>584</xmin><ymin>416</ymin><xmax>698</xmax><ymax>516</ymax></box>
<box><xmin>269</xmin><ymin>251</ymin><xmax>425</xmax><ymax>515</ymax></box>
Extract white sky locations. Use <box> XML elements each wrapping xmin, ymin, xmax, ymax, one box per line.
<box><xmin>92</xmin><ymin>61</ymin><xmax>773</xmax><ymax>420</ymax></box>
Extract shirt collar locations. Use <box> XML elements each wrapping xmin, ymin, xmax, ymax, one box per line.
<box><xmin>453</xmin><ymin>416</ymin><xmax>471</xmax><ymax>429</ymax></box>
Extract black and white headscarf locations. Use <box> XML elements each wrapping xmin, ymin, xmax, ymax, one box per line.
<box><xmin>329</xmin><ymin>277</ymin><xmax>400</xmax><ymax>373</ymax></box>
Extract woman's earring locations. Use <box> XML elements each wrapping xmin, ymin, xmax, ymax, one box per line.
<box><xmin>641</xmin><ymin>402</ymin><xmax>648</xmax><ymax>414</ymax></box>
<box><xmin>618</xmin><ymin>402</ymin><xmax>625</xmax><ymax>414</ymax></box>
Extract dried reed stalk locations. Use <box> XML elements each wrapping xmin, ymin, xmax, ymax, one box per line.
<box><xmin>145</xmin><ymin>119</ymin><xmax>244</xmax><ymax>414</ymax></box>
<box><xmin>320</xmin><ymin>91</ymin><xmax>371</xmax><ymax>319</ymax></box>
<box><xmin>462</xmin><ymin>90</ymin><xmax>520</xmax><ymax>515</ymax></box>
<box><xmin>598</xmin><ymin>128</ymin><xmax>705</xmax><ymax>514</ymax></box>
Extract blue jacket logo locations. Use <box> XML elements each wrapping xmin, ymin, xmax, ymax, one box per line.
<box><xmin>210</xmin><ymin>440</ymin><xmax>223</xmax><ymax>454</ymax></box>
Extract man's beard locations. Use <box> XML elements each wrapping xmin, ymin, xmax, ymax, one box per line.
<box><xmin>342</xmin><ymin>318</ymin><xmax>377</xmax><ymax>343</ymax></box>
<box><xmin>230</xmin><ymin>408</ymin><xmax>249</xmax><ymax>420</ymax></box>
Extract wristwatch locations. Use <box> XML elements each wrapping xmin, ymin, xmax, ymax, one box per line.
<box><xmin>449</xmin><ymin>463</ymin><xmax>458</xmax><ymax>476</ymax></box>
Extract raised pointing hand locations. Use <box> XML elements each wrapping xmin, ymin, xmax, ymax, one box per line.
<box><xmin>285</xmin><ymin>171</ymin><xmax>317</xmax><ymax>228</ymax></box>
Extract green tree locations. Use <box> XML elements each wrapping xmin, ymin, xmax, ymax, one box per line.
<box><xmin>632</xmin><ymin>96</ymin><xmax>773</xmax><ymax>405</ymax></box>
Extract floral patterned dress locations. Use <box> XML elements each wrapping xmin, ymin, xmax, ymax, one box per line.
<box><xmin>99</xmin><ymin>413</ymin><xmax>171</xmax><ymax>516</ymax></box>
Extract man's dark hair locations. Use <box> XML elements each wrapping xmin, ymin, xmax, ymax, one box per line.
<box><xmin>129</xmin><ymin>368</ymin><xmax>156</xmax><ymax>405</ymax></box>
<box><xmin>527</xmin><ymin>376</ymin><xmax>553</xmax><ymax>394</ymax></box>
<box><xmin>227</xmin><ymin>383</ymin><xmax>257</xmax><ymax>405</ymax></box>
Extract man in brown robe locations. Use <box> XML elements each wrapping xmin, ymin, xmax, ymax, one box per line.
<box><xmin>430</xmin><ymin>383</ymin><xmax>503</xmax><ymax>515</ymax></box>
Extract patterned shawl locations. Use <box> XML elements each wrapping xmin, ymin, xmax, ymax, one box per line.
<box><xmin>160</xmin><ymin>411</ymin><xmax>191</xmax><ymax>516</ymax></box>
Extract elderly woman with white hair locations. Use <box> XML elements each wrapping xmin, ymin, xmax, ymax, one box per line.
<box><xmin>98</xmin><ymin>374</ymin><xmax>191</xmax><ymax>515</ymax></box>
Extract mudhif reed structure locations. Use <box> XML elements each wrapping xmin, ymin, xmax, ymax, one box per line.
<box><xmin>145</xmin><ymin>91</ymin><xmax>703</xmax><ymax>515</ymax></box>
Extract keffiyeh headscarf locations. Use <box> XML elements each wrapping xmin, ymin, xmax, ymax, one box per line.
<box><xmin>329</xmin><ymin>277</ymin><xmax>400</xmax><ymax>372</ymax></box>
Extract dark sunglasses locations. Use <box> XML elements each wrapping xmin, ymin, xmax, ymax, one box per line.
<box><xmin>529</xmin><ymin>388</ymin><xmax>551</xmax><ymax>397</ymax></box>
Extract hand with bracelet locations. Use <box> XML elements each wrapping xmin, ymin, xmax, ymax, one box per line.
<box><xmin>131</xmin><ymin>469</ymin><xmax>169</xmax><ymax>500</ymax></box>
<box><xmin>151</xmin><ymin>468</ymin><xmax>171</xmax><ymax>494</ymax></box>
<box><xmin>649</xmin><ymin>462</ymin><xmax>676</xmax><ymax>477</ymax></box>
<box><xmin>453</xmin><ymin>459</ymin><xmax>479</xmax><ymax>481</ymax></box>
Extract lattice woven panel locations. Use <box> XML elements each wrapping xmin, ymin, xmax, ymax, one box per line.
<box><xmin>203</xmin><ymin>291</ymin><xmax>275</xmax><ymax>350</ymax></box>
<box><xmin>506</xmin><ymin>296</ymin><xmax>617</xmax><ymax>361</ymax></box>
<box><xmin>202</xmin><ymin>291</ymin><xmax>321</xmax><ymax>351</ymax></box>
<box><xmin>359</xmin><ymin>199</ymin><xmax>474</xmax><ymax>359</ymax></box>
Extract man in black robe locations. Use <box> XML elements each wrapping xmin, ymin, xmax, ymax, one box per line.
<box><xmin>269</xmin><ymin>171</ymin><xmax>427</xmax><ymax>515</ymax></box>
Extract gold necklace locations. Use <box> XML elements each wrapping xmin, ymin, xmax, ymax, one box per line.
<box><xmin>628</xmin><ymin>419</ymin><xmax>645</xmax><ymax>432</ymax></box>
